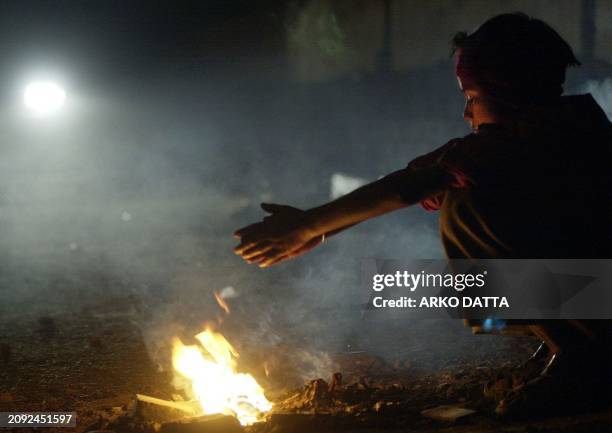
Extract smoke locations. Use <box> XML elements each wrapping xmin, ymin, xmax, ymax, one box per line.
<box><xmin>330</xmin><ymin>172</ymin><xmax>368</xmax><ymax>199</ymax></box>
<box><xmin>582</xmin><ymin>78</ymin><xmax>612</xmax><ymax>120</ymax></box>
<box><xmin>7</xmin><ymin>14</ymin><xmax>594</xmax><ymax>387</ymax></box>
<box><xmin>0</xmin><ymin>58</ymin><xmax>474</xmax><ymax>384</ymax></box>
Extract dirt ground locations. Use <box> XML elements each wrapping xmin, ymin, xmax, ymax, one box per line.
<box><xmin>2</xmin><ymin>291</ymin><xmax>612</xmax><ymax>433</ymax></box>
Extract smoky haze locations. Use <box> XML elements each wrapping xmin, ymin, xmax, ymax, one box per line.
<box><xmin>0</xmin><ymin>1</ymin><xmax>610</xmax><ymax>387</ymax></box>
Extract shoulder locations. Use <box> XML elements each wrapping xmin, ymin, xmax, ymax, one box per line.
<box><xmin>407</xmin><ymin>129</ymin><xmax>504</xmax><ymax>170</ymax></box>
<box><xmin>406</xmin><ymin>136</ymin><xmax>465</xmax><ymax>170</ymax></box>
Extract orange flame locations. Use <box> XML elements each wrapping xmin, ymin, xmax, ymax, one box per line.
<box><xmin>172</xmin><ymin>327</ymin><xmax>272</xmax><ymax>425</ymax></box>
<box><xmin>214</xmin><ymin>291</ymin><xmax>230</xmax><ymax>315</ymax></box>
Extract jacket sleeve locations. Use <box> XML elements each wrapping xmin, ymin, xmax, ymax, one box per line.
<box><xmin>401</xmin><ymin>137</ymin><xmax>477</xmax><ymax>210</ymax></box>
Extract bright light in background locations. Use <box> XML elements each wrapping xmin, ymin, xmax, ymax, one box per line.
<box><xmin>23</xmin><ymin>81</ymin><xmax>66</xmax><ymax>116</ymax></box>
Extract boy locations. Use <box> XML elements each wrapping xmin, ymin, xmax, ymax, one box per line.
<box><xmin>234</xmin><ymin>13</ymin><xmax>612</xmax><ymax>414</ymax></box>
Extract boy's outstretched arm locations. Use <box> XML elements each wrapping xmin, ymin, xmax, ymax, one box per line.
<box><xmin>233</xmin><ymin>165</ymin><xmax>452</xmax><ymax>267</ymax></box>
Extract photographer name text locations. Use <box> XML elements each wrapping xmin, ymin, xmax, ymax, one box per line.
<box><xmin>371</xmin><ymin>271</ymin><xmax>509</xmax><ymax>309</ymax></box>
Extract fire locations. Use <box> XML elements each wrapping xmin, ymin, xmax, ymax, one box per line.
<box><xmin>172</xmin><ymin>327</ymin><xmax>272</xmax><ymax>426</ymax></box>
<box><xmin>214</xmin><ymin>291</ymin><xmax>231</xmax><ymax>315</ymax></box>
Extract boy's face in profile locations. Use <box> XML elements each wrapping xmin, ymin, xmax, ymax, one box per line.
<box><xmin>458</xmin><ymin>76</ymin><xmax>501</xmax><ymax>131</ymax></box>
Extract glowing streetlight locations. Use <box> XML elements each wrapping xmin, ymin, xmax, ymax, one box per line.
<box><xmin>23</xmin><ymin>81</ymin><xmax>66</xmax><ymax>116</ymax></box>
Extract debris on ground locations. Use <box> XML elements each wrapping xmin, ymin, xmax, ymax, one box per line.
<box><xmin>421</xmin><ymin>405</ymin><xmax>476</xmax><ymax>422</ymax></box>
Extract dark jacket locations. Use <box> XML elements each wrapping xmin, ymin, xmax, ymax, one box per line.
<box><xmin>406</xmin><ymin>94</ymin><xmax>612</xmax><ymax>259</ymax></box>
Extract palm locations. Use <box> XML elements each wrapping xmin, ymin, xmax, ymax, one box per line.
<box><xmin>233</xmin><ymin>203</ymin><xmax>322</xmax><ymax>267</ymax></box>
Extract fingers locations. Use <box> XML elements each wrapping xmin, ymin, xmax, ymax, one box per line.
<box><xmin>259</xmin><ymin>255</ymin><xmax>283</xmax><ymax>268</ymax></box>
<box><xmin>262</xmin><ymin>248</ymin><xmax>304</xmax><ymax>267</ymax></box>
<box><xmin>243</xmin><ymin>252</ymin><xmax>268</xmax><ymax>264</ymax></box>
<box><xmin>242</xmin><ymin>244</ymin><xmax>294</xmax><ymax>268</ymax></box>
<box><xmin>236</xmin><ymin>204</ymin><xmax>303</xmax><ymax>239</ymax></box>
<box><xmin>234</xmin><ymin>244</ymin><xmax>266</xmax><ymax>263</ymax></box>
<box><xmin>234</xmin><ymin>239</ymin><xmax>255</xmax><ymax>254</ymax></box>
<box><xmin>258</xmin><ymin>242</ymin><xmax>312</xmax><ymax>268</ymax></box>
<box><xmin>261</xmin><ymin>202</ymin><xmax>292</xmax><ymax>214</ymax></box>
<box><xmin>235</xmin><ymin>234</ymin><xmax>323</xmax><ymax>267</ymax></box>
<box><xmin>240</xmin><ymin>243</ymin><xmax>273</xmax><ymax>260</ymax></box>
<box><xmin>260</xmin><ymin>202</ymin><xmax>276</xmax><ymax>213</ymax></box>
<box><xmin>261</xmin><ymin>255</ymin><xmax>289</xmax><ymax>267</ymax></box>
<box><xmin>247</xmin><ymin>249</ymin><xmax>283</xmax><ymax>267</ymax></box>
<box><xmin>234</xmin><ymin>222</ymin><xmax>263</xmax><ymax>238</ymax></box>
<box><xmin>233</xmin><ymin>220</ymin><xmax>273</xmax><ymax>250</ymax></box>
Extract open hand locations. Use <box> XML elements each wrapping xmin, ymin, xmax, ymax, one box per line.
<box><xmin>233</xmin><ymin>203</ymin><xmax>323</xmax><ymax>267</ymax></box>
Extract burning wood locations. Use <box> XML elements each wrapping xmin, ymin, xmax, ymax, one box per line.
<box><xmin>135</xmin><ymin>394</ymin><xmax>200</xmax><ymax>419</ymax></box>
<box><xmin>122</xmin><ymin>312</ymin><xmax>487</xmax><ymax>433</ymax></box>
<box><xmin>105</xmin><ymin>348</ymin><xmax>496</xmax><ymax>433</ymax></box>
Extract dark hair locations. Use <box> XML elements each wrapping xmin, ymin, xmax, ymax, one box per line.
<box><xmin>452</xmin><ymin>13</ymin><xmax>580</xmax><ymax>105</ymax></box>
